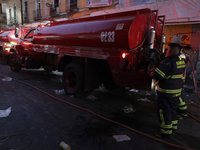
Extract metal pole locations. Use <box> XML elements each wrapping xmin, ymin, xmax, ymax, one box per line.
<box><xmin>20</xmin><ymin>0</ymin><xmax>23</xmax><ymax>25</ymax></box>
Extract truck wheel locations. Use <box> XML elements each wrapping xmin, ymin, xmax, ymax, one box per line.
<box><xmin>9</xmin><ymin>54</ymin><xmax>22</xmax><ymax>72</ymax></box>
<box><xmin>62</xmin><ymin>63</ymin><xmax>84</xmax><ymax>96</ymax></box>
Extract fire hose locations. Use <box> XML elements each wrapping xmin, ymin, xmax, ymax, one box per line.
<box><xmin>0</xmin><ymin>58</ymin><xmax>200</xmax><ymax>150</ymax></box>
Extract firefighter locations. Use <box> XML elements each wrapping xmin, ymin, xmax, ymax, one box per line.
<box><xmin>150</xmin><ymin>43</ymin><xmax>186</xmax><ymax>139</ymax></box>
<box><xmin>177</xmin><ymin>47</ymin><xmax>188</xmax><ymax>118</ymax></box>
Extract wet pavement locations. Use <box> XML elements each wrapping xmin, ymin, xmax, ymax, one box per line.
<box><xmin>0</xmin><ymin>64</ymin><xmax>200</xmax><ymax>150</ymax></box>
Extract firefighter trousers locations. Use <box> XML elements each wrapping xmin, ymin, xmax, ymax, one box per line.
<box><xmin>157</xmin><ymin>91</ymin><xmax>179</xmax><ymax>135</ymax></box>
<box><xmin>177</xmin><ymin>96</ymin><xmax>188</xmax><ymax>117</ymax></box>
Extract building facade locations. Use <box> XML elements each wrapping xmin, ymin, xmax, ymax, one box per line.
<box><xmin>0</xmin><ymin>0</ymin><xmax>8</xmax><ymax>29</ymax></box>
<box><xmin>5</xmin><ymin>0</ymin><xmax>118</xmax><ymax>27</ymax></box>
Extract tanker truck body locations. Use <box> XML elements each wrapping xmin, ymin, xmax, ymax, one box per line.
<box><xmin>10</xmin><ymin>8</ymin><xmax>165</xmax><ymax>96</ymax></box>
<box><xmin>0</xmin><ymin>27</ymin><xmax>30</xmax><ymax>64</ymax></box>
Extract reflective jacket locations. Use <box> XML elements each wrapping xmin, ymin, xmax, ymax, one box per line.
<box><xmin>153</xmin><ymin>54</ymin><xmax>186</xmax><ymax>97</ymax></box>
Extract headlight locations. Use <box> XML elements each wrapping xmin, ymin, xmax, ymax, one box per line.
<box><xmin>10</xmin><ymin>41</ymin><xmax>17</xmax><ymax>45</ymax></box>
<box><xmin>5</xmin><ymin>48</ymin><xmax>10</xmax><ymax>51</ymax></box>
<box><xmin>4</xmin><ymin>43</ymin><xmax>11</xmax><ymax>47</ymax></box>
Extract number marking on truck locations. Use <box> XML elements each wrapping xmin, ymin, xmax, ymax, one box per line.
<box><xmin>101</xmin><ymin>31</ymin><xmax>115</xmax><ymax>42</ymax></box>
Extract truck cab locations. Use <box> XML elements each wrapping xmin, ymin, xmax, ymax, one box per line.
<box><xmin>0</xmin><ymin>27</ymin><xmax>31</xmax><ymax>64</ymax></box>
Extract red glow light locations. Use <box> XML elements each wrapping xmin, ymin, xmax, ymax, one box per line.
<box><xmin>122</xmin><ymin>53</ymin><xmax>127</xmax><ymax>59</ymax></box>
<box><xmin>23</xmin><ymin>41</ymin><xmax>32</xmax><ymax>45</ymax></box>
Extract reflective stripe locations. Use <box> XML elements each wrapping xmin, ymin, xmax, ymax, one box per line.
<box><xmin>177</xmin><ymin>64</ymin><xmax>186</xmax><ymax>69</ymax></box>
<box><xmin>172</xmin><ymin>120</ymin><xmax>178</xmax><ymax>130</ymax></box>
<box><xmin>157</xmin><ymin>86</ymin><xmax>182</xmax><ymax>94</ymax></box>
<box><xmin>155</xmin><ymin>69</ymin><xmax>183</xmax><ymax>79</ymax></box>
<box><xmin>155</xmin><ymin>68</ymin><xmax>169</xmax><ymax>79</ymax></box>
<box><xmin>176</xmin><ymin>60</ymin><xmax>185</xmax><ymax>65</ymax></box>
<box><xmin>172</xmin><ymin>120</ymin><xmax>178</xmax><ymax>124</ymax></box>
<box><xmin>178</xmin><ymin>56</ymin><xmax>182</xmax><ymax>60</ymax></box>
<box><xmin>178</xmin><ymin>102</ymin><xmax>186</xmax><ymax>106</ymax></box>
<box><xmin>161</xmin><ymin>129</ymin><xmax>172</xmax><ymax>134</ymax></box>
<box><xmin>173</xmin><ymin>93</ymin><xmax>181</xmax><ymax>97</ymax></box>
<box><xmin>181</xmin><ymin>113</ymin><xmax>188</xmax><ymax>116</ymax></box>
<box><xmin>178</xmin><ymin>97</ymin><xmax>186</xmax><ymax>106</ymax></box>
<box><xmin>179</xmin><ymin>106</ymin><xmax>187</xmax><ymax>110</ymax></box>
<box><xmin>172</xmin><ymin>126</ymin><xmax>177</xmax><ymax>129</ymax></box>
<box><xmin>161</xmin><ymin>124</ymin><xmax>172</xmax><ymax>129</ymax></box>
<box><xmin>170</xmin><ymin>74</ymin><xmax>184</xmax><ymax>79</ymax></box>
<box><xmin>159</xmin><ymin>109</ymin><xmax>172</xmax><ymax>129</ymax></box>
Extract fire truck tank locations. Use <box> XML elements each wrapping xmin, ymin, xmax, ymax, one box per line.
<box><xmin>33</xmin><ymin>12</ymin><xmax>159</xmax><ymax>50</ymax></box>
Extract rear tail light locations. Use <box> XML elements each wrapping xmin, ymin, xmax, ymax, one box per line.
<box><xmin>122</xmin><ymin>53</ymin><xmax>129</xmax><ymax>59</ymax></box>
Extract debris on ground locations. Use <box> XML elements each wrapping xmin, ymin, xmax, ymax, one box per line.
<box><xmin>99</xmin><ymin>84</ymin><xmax>108</xmax><ymax>92</ymax></box>
<box><xmin>0</xmin><ymin>107</ymin><xmax>11</xmax><ymax>118</ymax></box>
<box><xmin>189</xmin><ymin>99</ymin><xmax>194</xmax><ymax>103</ymax></box>
<box><xmin>53</xmin><ymin>89</ymin><xmax>65</xmax><ymax>95</ymax></box>
<box><xmin>183</xmin><ymin>85</ymin><xmax>187</xmax><ymax>88</ymax></box>
<box><xmin>60</xmin><ymin>141</ymin><xmax>71</xmax><ymax>150</ymax></box>
<box><xmin>70</xmin><ymin>95</ymin><xmax>74</xmax><ymax>98</ymax></box>
<box><xmin>123</xmin><ymin>105</ymin><xmax>136</xmax><ymax>113</ymax></box>
<box><xmin>146</xmin><ymin>93</ymin><xmax>151</xmax><ymax>95</ymax></box>
<box><xmin>86</xmin><ymin>94</ymin><xmax>97</xmax><ymax>100</ymax></box>
<box><xmin>136</xmin><ymin>97</ymin><xmax>150</xmax><ymax>102</ymax></box>
<box><xmin>178</xmin><ymin>116</ymin><xmax>183</xmax><ymax>120</ymax></box>
<box><xmin>2</xmin><ymin>77</ymin><xmax>12</xmax><ymax>81</ymax></box>
<box><xmin>113</xmin><ymin>135</ymin><xmax>131</xmax><ymax>142</ymax></box>
<box><xmin>129</xmin><ymin>89</ymin><xmax>139</xmax><ymax>92</ymax></box>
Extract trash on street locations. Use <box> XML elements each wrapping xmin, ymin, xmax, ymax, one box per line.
<box><xmin>99</xmin><ymin>84</ymin><xmax>108</xmax><ymax>92</ymax></box>
<box><xmin>0</xmin><ymin>107</ymin><xmax>11</xmax><ymax>118</ymax></box>
<box><xmin>113</xmin><ymin>135</ymin><xmax>131</xmax><ymax>142</ymax></box>
<box><xmin>136</xmin><ymin>97</ymin><xmax>150</xmax><ymax>102</ymax></box>
<box><xmin>189</xmin><ymin>99</ymin><xmax>194</xmax><ymax>103</ymax></box>
<box><xmin>53</xmin><ymin>89</ymin><xmax>65</xmax><ymax>95</ymax></box>
<box><xmin>146</xmin><ymin>93</ymin><xmax>151</xmax><ymax>95</ymax></box>
<box><xmin>123</xmin><ymin>105</ymin><xmax>136</xmax><ymax>113</ymax></box>
<box><xmin>60</xmin><ymin>141</ymin><xmax>71</xmax><ymax>150</ymax></box>
<box><xmin>2</xmin><ymin>77</ymin><xmax>12</xmax><ymax>81</ymax></box>
<box><xmin>129</xmin><ymin>89</ymin><xmax>139</xmax><ymax>92</ymax></box>
<box><xmin>183</xmin><ymin>85</ymin><xmax>187</xmax><ymax>88</ymax></box>
<box><xmin>86</xmin><ymin>94</ymin><xmax>97</xmax><ymax>100</ymax></box>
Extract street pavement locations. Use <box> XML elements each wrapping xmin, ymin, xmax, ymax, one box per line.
<box><xmin>0</xmin><ymin>64</ymin><xmax>200</xmax><ymax>150</ymax></box>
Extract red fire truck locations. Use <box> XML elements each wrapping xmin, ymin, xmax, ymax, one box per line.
<box><xmin>10</xmin><ymin>8</ymin><xmax>165</xmax><ymax>96</ymax></box>
<box><xmin>0</xmin><ymin>27</ymin><xmax>30</xmax><ymax>64</ymax></box>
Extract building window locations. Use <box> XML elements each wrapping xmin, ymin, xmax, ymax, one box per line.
<box><xmin>54</xmin><ymin>0</ymin><xmax>59</xmax><ymax>8</ymax></box>
<box><xmin>70</xmin><ymin>0</ymin><xmax>77</xmax><ymax>12</ymax></box>
<box><xmin>0</xmin><ymin>4</ymin><xmax>2</xmax><ymax>14</ymax></box>
<box><xmin>24</xmin><ymin>1</ymin><xmax>29</xmax><ymax>21</ymax></box>
<box><xmin>9</xmin><ymin>8</ymin><xmax>12</xmax><ymax>24</ymax></box>
<box><xmin>13</xmin><ymin>5</ymin><xmax>17</xmax><ymax>23</ymax></box>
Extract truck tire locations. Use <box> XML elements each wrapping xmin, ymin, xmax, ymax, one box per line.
<box><xmin>9</xmin><ymin>54</ymin><xmax>22</xmax><ymax>72</ymax></box>
<box><xmin>62</xmin><ymin>63</ymin><xmax>84</xmax><ymax>96</ymax></box>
